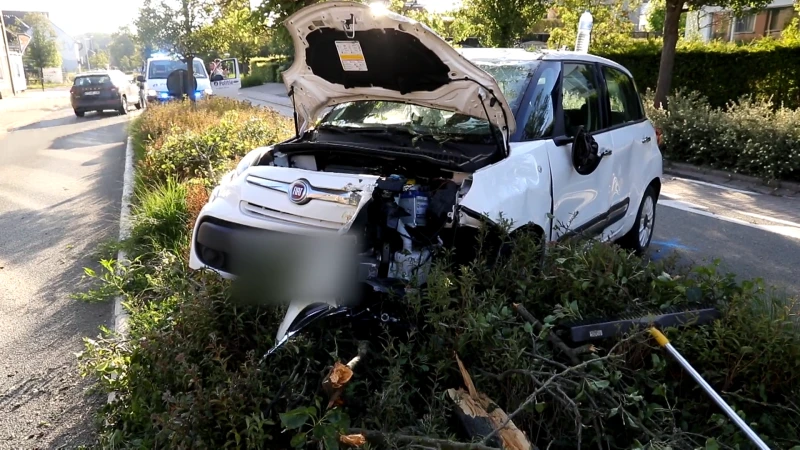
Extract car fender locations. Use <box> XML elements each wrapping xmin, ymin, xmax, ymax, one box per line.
<box><xmin>458</xmin><ymin>140</ymin><xmax>552</xmax><ymax>234</ymax></box>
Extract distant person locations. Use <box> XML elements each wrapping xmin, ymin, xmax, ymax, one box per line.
<box><xmin>211</xmin><ymin>59</ymin><xmax>224</xmax><ymax>82</ymax></box>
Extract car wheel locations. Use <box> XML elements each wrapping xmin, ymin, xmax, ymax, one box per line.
<box><xmin>119</xmin><ymin>96</ymin><xmax>128</xmax><ymax>115</ymax></box>
<box><xmin>74</xmin><ymin>109</ymin><xmax>84</xmax><ymax>117</ymax></box>
<box><xmin>618</xmin><ymin>186</ymin><xmax>657</xmax><ymax>255</ymax></box>
<box><xmin>135</xmin><ymin>97</ymin><xmax>143</xmax><ymax>110</ymax></box>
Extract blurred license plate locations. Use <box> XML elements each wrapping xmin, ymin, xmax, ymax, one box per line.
<box><xmin>84</xmin><ymin>91</ymin><xmax>99</xmax><ymax>96</ymax></box>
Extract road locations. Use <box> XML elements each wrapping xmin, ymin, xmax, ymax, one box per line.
<box><xmin>0</xmin><ymin>103</ymin><xmax>130</xmax><ymax>448</ymax></box>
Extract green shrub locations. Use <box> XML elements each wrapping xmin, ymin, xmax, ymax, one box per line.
<box><xmin>241</xmin><ymin>72</ymin><xmax>265</xmax><ymax>88</ymax></box>
<box><xmin>131</xmin><ymin>179</ymin><xmax>189</xmax><ymax>252</ymax></box>
<box><xmin>645</xmin><ymin>90</ymin><xmax>800</xmax><ymax>182</ymax></box>
<box><xmin>599</xmin><ymin>39</ymin><xmax>800</xmax><ymax>109</ymax></box>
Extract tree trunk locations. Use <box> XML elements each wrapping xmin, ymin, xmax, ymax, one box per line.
<box><xmin>186</xmin><ymin>54</ymin><xmax>195</xmax><ymax>103</ymax></box>
<box><xmin>40</xmin><ymin>67</ymin><xmax>44</xmax><ymax>91</ymax></box>
<box><xmin>653</xmin><ymin>0</ymin><xmax>683</xmax><ymax>109</ymax></box>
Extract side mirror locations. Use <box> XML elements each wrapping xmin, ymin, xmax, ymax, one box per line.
<box><xmin>136</xmin><ymin>75</ymin><xmax>145</xmax><ymax>83</ymax></box>
<box><xmin>571</xmin><ymin>127</ymin><xmax>603</xmax><ymax>176</ymax></box>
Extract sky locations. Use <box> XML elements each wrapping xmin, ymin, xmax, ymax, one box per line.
<box><xmin>3</xmin><ymin>0</ymin><xmax>144</xmax><ymax>35</ymax></box>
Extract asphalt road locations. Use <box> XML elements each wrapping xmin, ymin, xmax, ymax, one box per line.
<box><xmin>0</xmin><ymin>107</ymin><xmax>129</xmax><ymax>448</ymax></box>
<box><xmin>652</xmin><ymin>177</ymin><xmax>800</xmax><ymax>297</ymax></box>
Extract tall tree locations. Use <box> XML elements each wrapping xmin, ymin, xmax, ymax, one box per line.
<box><xmin>459</xmin><ymin>0</ymin><xmax>548</xmax><ymax>47</ymax></box>
<box><xmin>108</xmin><ymin>27</ymin><xmax>139</xmax><ymax>71</ymax></box>
<box><xmin>89</xmin><ymin>50</ymin><xmax>110</xmax><ymax>69</ymax></box>
<box><xmin>653</xmin><ymin>0</ymin><xmax>771</xmax><ymax>108</ymax></box>
<box><xmin>135</xmin><ymin>0</ymin><xmax>222</xmax><ymax>100</ymax></box>
<box><xmin>22</xmin><ymin>13</ymin><xmax>62</xmax><ymax>90</ymax></box>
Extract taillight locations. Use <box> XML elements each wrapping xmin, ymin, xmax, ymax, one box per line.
<box><xmin>69</xmin><ymin>87</ymin><xmax>74</xmax><ymax>94</ymax></box>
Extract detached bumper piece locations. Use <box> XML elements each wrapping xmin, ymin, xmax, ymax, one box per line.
<box><xmin>561</xmin><ymin>306</ymin><xmax>721</xmax><ymax>344</ymax></box>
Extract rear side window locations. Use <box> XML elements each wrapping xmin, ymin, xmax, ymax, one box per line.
<box><xmin>74</xmin><ymin>75</ymin><xmax>111</xmax><ymax>87</ymax></box>
<box><xmin>602</xmin><ymin>66</ymin><xmax>644</xmax><ymax>126</ymax></box>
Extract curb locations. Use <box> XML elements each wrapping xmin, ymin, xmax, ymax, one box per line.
<box><xmin>663</xmin><ymin>160</ymin><xmax>800</xmax><ymax>197</ymax></box>
<box><xmin>114</xmin><ymin>136</ymin><xmax>135</xmax><ymax>336</ymax></box>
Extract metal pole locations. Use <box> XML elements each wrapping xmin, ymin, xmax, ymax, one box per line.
<box><xmin>649</xmin><ymin>328</ymin><xmax>771</xmax><ymax>450</ymax></box>
<box><xmin>0</xmin><ymin>13</ymin><xmax>17</xmax><ymax>96</ymax></box>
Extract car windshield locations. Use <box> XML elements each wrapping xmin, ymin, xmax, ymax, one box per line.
<box><xmin>472</xmin><ymin>60</ymin><xmax>540</xmax><ymax>113</ymax></box>
<box><xmin>320</xmin><ymin>101</ymin><xmax>496</xmax><ymax>139</ymax></box>
<box><xmin>148</xmin><ymin>60</ymin><xmax>207</xmax><ymax>79</ymax></box>
<box><xmin>74</xmin><ymin>75</ymin><xmax>111</xmax><ymax>86</ymax></box>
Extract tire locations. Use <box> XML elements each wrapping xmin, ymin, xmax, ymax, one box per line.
<box><xmin>135</xmin><ymin>96</ymin><xmax>143</xmax><ymax>110</ymax></box>
<box><xmin>618</xmin><ymin>186</ymin><xmax>657</xmax><ymax>255</ymax></box>
<box><xmin>119</xmin><ymin>96</ymin><xmax>128</xmax><ymax>115</ymax></box>
<box><xmin>74</xmin><ymin>109</ymin><xmax>84</xmax><ymax>117</ymax></box>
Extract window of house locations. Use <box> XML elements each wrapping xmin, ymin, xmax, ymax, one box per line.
<box><xmin>767</xmin><ymin>7</ymin><xmax>793</xmax><ymax>32</ymax></box>
<box><xmin>734</xmin><ymin>14</ymin><xmax>756</xmax><ymax>33</ymax></box>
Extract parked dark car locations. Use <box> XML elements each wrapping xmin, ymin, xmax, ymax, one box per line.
<box><xmin>70</xmin><ymin>70</ymin><xmax>143</xmax><ymax>117</ymax></box>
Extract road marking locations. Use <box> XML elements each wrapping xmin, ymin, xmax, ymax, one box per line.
<box><xmin>672</xmin><ymin>176</ymin><xmax>760</xmax><ymax>195</ymax></box>
<box><xmin>659</xmin><ymin>198</ymin><xmax>800</xmax><ymax>241</ymax></box>
<box><xmin>659</xmin><ymin>199</ymin><xmax>709</xmax><ymax>210</ymax></box>
<box><xmin>740</xmin><ymin>212</ymin><xmax>800</xmax><ymax>228</ymax></box>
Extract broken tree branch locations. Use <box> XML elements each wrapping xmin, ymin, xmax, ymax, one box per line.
<box><xmin>349</xmin><ymin>428</ymin><xmax>502</xmax><ymax>450</ymax></box>
<box><xmin>322</xmin><ymin>341</ymin><xmax>369</xmax><ymax>410</ymax></box>
<box><xmin>514</xmin><ymin>303</ymin><xmax>581</xmax><ymax>365</ymax></box>
<box><xmin>482</xmin><ymin>337</ymin><xmax>629</xmax><ymax>446</ymax></box>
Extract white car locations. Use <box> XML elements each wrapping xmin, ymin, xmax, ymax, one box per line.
<box><xmin>188</xmin><ymin>2</ymin><xmax>662</xmax><ymax>343</ymax></box>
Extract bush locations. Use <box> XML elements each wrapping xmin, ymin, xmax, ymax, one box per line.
<box><xmin>132</xmin><ymin>97</ymin><xmax>293</xmax><ymax>186</ymax></box>
<box><xmin>599</xmin><ymin>39</ymin><xmax>800</xmax><ymax>109</ymax></box>
<box><xmin>241</xmin><ymin>72</ymin><xmax>266</xmax><ymax>88</ymax></box>
<box><xmin>645</xmin><ymin>90</ymin><xmax>800</xmax><ymax>182</ymax></box>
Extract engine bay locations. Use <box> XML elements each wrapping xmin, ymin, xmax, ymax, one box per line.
<box><xmin>261</xmin><ymin>148</ymin><xmax>474</xmax><ymax>287</ymax></box>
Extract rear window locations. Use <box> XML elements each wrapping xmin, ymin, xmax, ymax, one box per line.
<box><xmin>74</xmin><ymin>75</ymin><xmax>111</xmax><ymax>86</ymax></box>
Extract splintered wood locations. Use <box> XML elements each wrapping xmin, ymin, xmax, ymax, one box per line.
<box><xmin>322</xmin><ymin>342</ymin><xmax>368</xmax><ymax>410</ymax></box>
<box><xmin>448</xmin><ymin>353</ymin><xmax>532</xmax><ymax>450</ymax></box>
<box><xmin>340</xmin><ymin>434</ymin><xmax>367</xmax><ymax>446</ymax></box>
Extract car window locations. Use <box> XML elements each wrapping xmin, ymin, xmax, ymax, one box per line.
<box><xmin>148</xmin><ymin>60</ymin><xmax>208</xmax><ymax>79</ymax></box>
<box><xmin>521</xmin><ymin>62</ymin><xmax>560</xmax><ymax>141</ymax></box>
<box><xmin>473</xmin><ymin>61</ymin><xmax>540</xmax><ymax>112</ymax></box>
<box><xmin>561</xmin><ymin>63</ymin><xmax>602</xmax><ymax>136</ymax></box>
<box><xmin>73</xmin><ymin>75</ymin><xmax>111</xmax><ymax>87</ymax></box>
<box><xmin>603</xmin><ymin>66</ymin><xmax>644</xmax><ymax>126</ymax></box>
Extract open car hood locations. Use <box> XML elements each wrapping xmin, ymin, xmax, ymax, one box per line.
<box><xmin>282</xmin><ymin>1</ymin><xmax>516</xmax><ymax>136</ymax></box>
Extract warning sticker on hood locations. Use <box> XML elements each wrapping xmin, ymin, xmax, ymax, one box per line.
<box><xmin>335</xmin><ymin>41</ymin><xmax>368</xmax><ymax>72</ymax></box>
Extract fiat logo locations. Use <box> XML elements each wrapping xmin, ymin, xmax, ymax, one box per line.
<box><xmin>289</xmin><ymin>180</ymin><xmax>310</xmax><ymax>204</ymax></box>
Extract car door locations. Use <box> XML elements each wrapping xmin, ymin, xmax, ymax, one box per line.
<box><xmin>211</xmin><ymin>58</ymin><xmax>241</xmax><ymax>94</ymax></box>
<box><xmin>600</xmin><ymin>64</ymin><xmax>655</xmax><ymax>239</ymax></box>
<box><xmin>547</xmin><ymin>62</ymin><xmax>614</xmax><ymax>241</ymax></box>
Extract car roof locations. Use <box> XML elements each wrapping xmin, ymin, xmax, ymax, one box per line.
<box><xmin>457</xmin><ymin>47</ymin><xmax>634</xmax><ymax>78</ymax></box>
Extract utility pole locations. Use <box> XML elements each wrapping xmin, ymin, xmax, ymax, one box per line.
<box><xmin>1</xmin><ymin>13</ymin><xmax>17</xmax><ymax>96</ymax></box>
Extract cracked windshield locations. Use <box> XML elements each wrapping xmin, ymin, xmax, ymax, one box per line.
<box><xmin>1</xmin><ymin>0</ymin><xmax>799</xmax><ymax>448</ymax></box>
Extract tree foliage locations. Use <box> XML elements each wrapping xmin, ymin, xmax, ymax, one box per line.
<box><xmin>108</xmin><ymin>27</ymin><xmax>139</xmax><ymax>71</ymax></box>
<box><xmin>22</xmin><ymin>13</ymin><xmax>62</xmax><ymax>85</ymax></box>
<box><xmin>89</xmin><ymin>50</ymin><xmax>110</xmax><ymax>69</ymax></box>
<box><xmin>459</xmin><ymin>0</ymin><xmax>548</xmax><ymax>47</ymax></box>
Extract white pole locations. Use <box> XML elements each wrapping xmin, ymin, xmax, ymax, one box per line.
<box><xmin>649</xmin><ymin>328</ymin><xmax>771</xmax><ymax>450</ymax></box>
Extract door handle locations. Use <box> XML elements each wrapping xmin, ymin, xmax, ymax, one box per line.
<box><xmin>600</xmin><ymin>148</ymin><xmax>613</xmax><ymax>157</ymax></box>
<box><xmin>641</xmin><ymin>136</ymin><xmax>652</xmax><ymax>143</ymax></box>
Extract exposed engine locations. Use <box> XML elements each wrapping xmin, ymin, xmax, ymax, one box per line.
<box><xmin>263</xmin><ymin>148</ymin><xmax>471</xmax><ymax>288</ymax></box>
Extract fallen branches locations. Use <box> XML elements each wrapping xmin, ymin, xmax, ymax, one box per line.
<box><xmin>514</xmin><ymin>303</ymin><xmax>584</xmax><ymax>365</ymax></box>
<box><xmin>349</xmin><ymin>428</ymin><xmax>502</xmax><ymax>450</ymax></box>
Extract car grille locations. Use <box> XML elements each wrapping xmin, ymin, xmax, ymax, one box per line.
<box><xmin>240</xmin><ymin>201</ymin><xmax>343</xmax><ymax>230</ymax></box>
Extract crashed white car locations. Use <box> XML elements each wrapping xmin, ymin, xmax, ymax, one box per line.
<box><xmin>188</xmin><ymin>2</ymin><xmax>663</xmax><ymax>343</ymax></box>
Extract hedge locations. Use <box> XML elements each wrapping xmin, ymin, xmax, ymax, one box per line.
<box><xmin>599</xmin><ymin>39</ymin><xmax>800</xmax><ymax>109</ymax></box>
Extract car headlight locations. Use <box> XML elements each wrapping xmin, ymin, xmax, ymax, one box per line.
<box><xmin>235</xmin><ymin>147</ymin><xmax>271</xmax><ymax>177</ymax></box>
<box><xmin>204</xmin><ymin>88</ymin><xmax>213</xmax><ymax>95</ymax></box>
<box><xmin>147</xmin><ymin>89</ymin><xmax>157</xmax><ymax>96</ymax></box>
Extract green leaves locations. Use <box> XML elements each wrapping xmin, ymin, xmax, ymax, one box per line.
<box><xmin>279</xmin><ymin>407</ymin><xmax>315</xmax><ymax>430</ymax></box>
